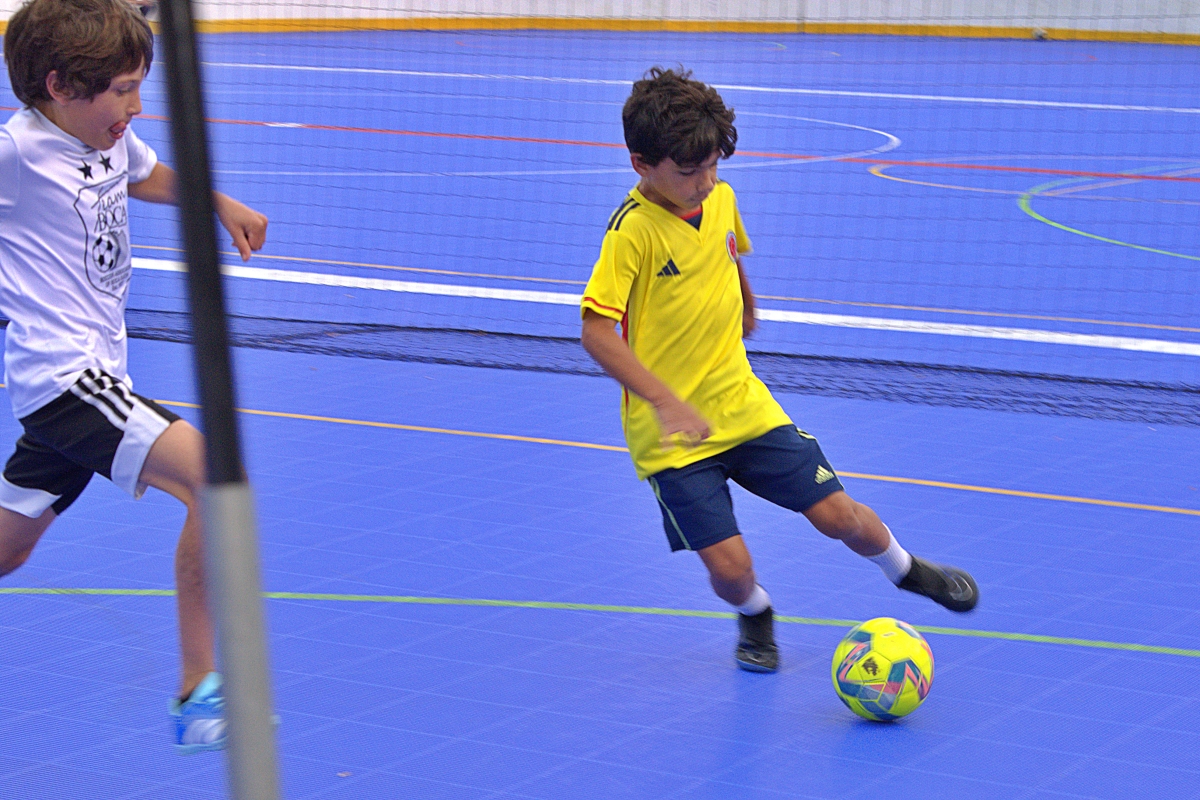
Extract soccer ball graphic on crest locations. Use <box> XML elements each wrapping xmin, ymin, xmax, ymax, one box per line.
<box><xmin>831</xmin><ymin>617</ymin><xmax>933</xmax><ymax>721</ymax></box>
<box><xmin>91</xmin><ymin>233</ymin><xmax>123</xmax><ymax>273</ymax></box>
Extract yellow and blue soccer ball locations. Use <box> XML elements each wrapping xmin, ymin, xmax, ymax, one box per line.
<box><xmin>831</xmin><ymin>617</ymin><xmax>933</xmax><ymax>721</ymax></box>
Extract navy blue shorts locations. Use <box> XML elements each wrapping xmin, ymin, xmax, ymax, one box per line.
<box><xmin>647</xmin><ymin>425</ymin><xmax>845</xmax><ymax>552</ymax></box>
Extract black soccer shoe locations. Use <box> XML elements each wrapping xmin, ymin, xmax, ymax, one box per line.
<box><xmin>736</xmin><ymin>607</ymin><xmax>779</xmax><ymax>672</ymax></box>
<box><xmin>898</xmin><ymin>556</ymin><xmax>979</xmax><ymax>612</ymax></box>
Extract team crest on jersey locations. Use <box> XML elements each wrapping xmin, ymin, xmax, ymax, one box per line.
<box><xmin>726</xmin><ymin>230</ymin><xmax>738</xmax><ymax>263</ymax></box>
<box><xmin>75</xmin><ymin>174</ymin><xmax>131</xmax><ymax>298</ymax></box>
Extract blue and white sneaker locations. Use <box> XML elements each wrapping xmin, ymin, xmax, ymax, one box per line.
<box><xmin>170</xmin><ymin>672</ymin><xmax>227</xmax><ymax>754</ymax></box>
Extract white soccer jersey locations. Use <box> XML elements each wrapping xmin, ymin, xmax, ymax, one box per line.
<box><xmin>0</xmin><ymin>107</ymin><xmax>157</xmax><ymax>418</ymax></box>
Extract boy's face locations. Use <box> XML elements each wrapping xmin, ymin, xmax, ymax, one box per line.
<box><xmin>42</xmin><ymin>63</ymin><xmax>146</xmax><ymax>151</ymax></box>
<box><xmin>631</xmin><ymin>150</ymin><xmax>720</xmax><ymax>215</ymax></box>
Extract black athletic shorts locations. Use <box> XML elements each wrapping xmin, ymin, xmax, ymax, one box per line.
<box><xmin>0</xmin><ymin>369</ymin><xmax>180</xmax><ymax>517</ymax></box>
<box><xmin>647</xmin><ymin>424</ymin><xmax>845</xmax><ymax>552</ymax></box>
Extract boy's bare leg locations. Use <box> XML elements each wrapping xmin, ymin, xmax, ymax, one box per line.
<box><xmin>0</xmin><ymin>506</ymin><xmax>56</xmax><ymax>576</ymax></box>
<box><xmin>138</xmin><ymin>420</ymin><xmax>214</xmax><ymax>697</ymax></box>
<box><xmin>696</xmin><ymin>535</ymin><xmax>757</xmax><ymax>605</ymax></box>
<box><xmin>802</xmin><ymin>491</ymin><xmax>890</xmax><ymax>556</ymax></box>
<box><xmin>699</xmin><ymin>535</ymin><xmax>778</xmax><ymax>671</ymax></box>
<box><xmin>805</xmin><ymin>490</ymin><xmax>978</xmax><ymax>611</ymax></box>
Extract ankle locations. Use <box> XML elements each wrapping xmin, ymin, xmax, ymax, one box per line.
<box><xmin>733</xmin><ymin>584</ymin><xmax>771</xmax><ymax>616</ymax></box>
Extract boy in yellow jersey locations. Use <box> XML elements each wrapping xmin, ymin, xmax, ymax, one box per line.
<box><xmin>581</xmin><ymin>68</ymin><xmax>977</xmax><ymax>673</ymax></box>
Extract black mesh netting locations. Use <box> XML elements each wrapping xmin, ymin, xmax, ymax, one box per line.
<box><xmin>120</xmin><ymin>309</ymin><xmax>1200</xmax><ymax>426</ymax></box>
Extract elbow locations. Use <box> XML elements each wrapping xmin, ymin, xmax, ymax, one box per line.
<box><xmin>581</xmin><ymin>315</ymin><xmax>617</xmax><ymax>360</ymax></box>
<box><xmin>581</xmin><ymin>322</ymin><xmax>601</xmax><ymax>358</ymax></box>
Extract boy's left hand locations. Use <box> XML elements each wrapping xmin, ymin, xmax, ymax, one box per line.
<box><xmin>215</xmin><ymin>195</ymin><xmax>268</xmax><ymax>261</ymax></box>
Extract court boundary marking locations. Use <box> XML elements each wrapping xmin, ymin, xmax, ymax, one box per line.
<box><xmin>868</xmin><ymin>158</ymin><xmax>1200</xmax><ymax>264</ymax></box>
<box><xmin>1020</xmin><ymin>178</ymin><xmax>1200</xmax><ymax>262</ymax></box>
<box><xmin>7</xmin><ymin>105</ymin><xmax>1199</xmax><ymax>175</ymax></box>
<box><xmin>181</xmin><ymin>19</ymin><xmax>1200</xmax><ymax>47</ymax></box>
<box><xmin>2</xmin><ymin>586</ymin><xmax>1198</xmax><ymax>659</ymax></box>
<box><xmin>131</xmin><ymin>109</ymin><xmax>1200</xmax><ymax>171</ymax></box>
<box><xmin>132</xmin><ymin>258</ymin><xmax>1200</xmax><ymax>357</ymax></box>
<box><xmin>153</xmin><ymin>399</ymin><xmax>1200</xmax><ymax>518</ymax></box>
<box><xmin>130</xmin><ymin>243</ymin><xmax>1200</xmax><ymax>335</ymax></box>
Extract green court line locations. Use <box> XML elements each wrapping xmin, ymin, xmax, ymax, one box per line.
<box><xmin>0</xmin><ymin>587</ymin><xmax>176</xmax><ymax>597</ymax></box>
<box><xmin>1020</xmin><ymin>176</ymin><xmax>1200</xmax><ymax>261</ymax></box>
<box><xmin>4</xmin><ymin>586</ymin><xmax>1198</xmax><ymax>659</ymax></box>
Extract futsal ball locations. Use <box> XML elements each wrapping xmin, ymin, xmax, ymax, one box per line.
<box><xmin>831</xmin><ymin>617</ymin><xmax>933</xmax><ymax>721</ymax></box>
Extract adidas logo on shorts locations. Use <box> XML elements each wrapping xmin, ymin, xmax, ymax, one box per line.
<box><xmin>814</xmin><ymin>465</ymin><xmax>836</xmax><ymax>484</ymax></box>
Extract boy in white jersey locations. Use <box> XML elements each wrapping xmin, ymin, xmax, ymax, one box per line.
<box><xmin>582</xmin><ymin>69</ymin><xmax>978</xmax><ymax>674</ymax></box>
<box><xmin>0</xmin><ymin>0</ymin><xmax>268</xmax><ymax>752</ymax></box>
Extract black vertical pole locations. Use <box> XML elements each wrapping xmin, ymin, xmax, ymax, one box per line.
<box><xmin>156</xmin><ymin>2</ymin><xmax>280</xmax><ymax>798</ymax></box>
<box><xmin>156</xmin><ymin>4</ymin><xmax>239</xmax><ymax>483</ymax></box>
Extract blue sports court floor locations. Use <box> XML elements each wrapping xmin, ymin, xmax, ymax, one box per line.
<box><xmin>1</xmin><ymin>29</ymin><xmax>1198</xmax><ymax>799</ymax></box>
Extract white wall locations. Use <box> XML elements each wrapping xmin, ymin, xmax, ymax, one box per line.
<box><xmin>187</xmin><ymin>0</ymin><xmax>804</xmax><ymax>22</ymax></box>
<box><xmin>2</xmin><ymin>0</ymin><xmax>1197</xmax><ymax>34</ymax></box>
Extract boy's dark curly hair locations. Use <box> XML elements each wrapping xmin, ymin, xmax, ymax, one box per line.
<box><xmin>622</xmin><ymin>67</ymin><xmax>737</xmax><ymax>167</ymax></box>
<box><xmin>4</xmin><ymin>0</ymin><xmax>154</xmax><ymax>107</ymax></box>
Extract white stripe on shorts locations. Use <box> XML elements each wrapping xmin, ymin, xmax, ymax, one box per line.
<box><xmin>111</xmin><ymin>399</ymin><xmax>172</xmax><ymax>498</ymax></box>
<box><xmin>71</xmin><ymin>369</ymin><xmax>134</xmax><ymax>429</ymax></box>
<box><xmin>70</xmin><ymin>370</ymin><xmax>173</xmax><ymax>498</ymax></box>
<box><xmin>0</xmin><ymin>474</ymin><xmax>60</xmax><ymax>518</ymax></box>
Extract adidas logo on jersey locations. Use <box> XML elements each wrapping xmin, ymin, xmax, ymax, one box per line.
<box><xmin>814</xmin><ymin>465</ymin><xmax>836</xmax><ymax>484</ymax></box>
<box><xmin>657</xmin><ymin>259</ymin><xmax>681</xmax><ymax>278</ymax></box>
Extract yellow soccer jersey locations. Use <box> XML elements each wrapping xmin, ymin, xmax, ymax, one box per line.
<box><xmin>582</xmin><ymin>182</ymin><xmax>792</xmax><ymax>479</ymax></box>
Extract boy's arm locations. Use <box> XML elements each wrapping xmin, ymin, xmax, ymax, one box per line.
<box><xmin>128</xmin><ymin>163</ymin><xmax>268</xmax><ymax>261</ymax></box>
<box><xmin>736</xmin><ymin>257</ymin><xmax>757</xmax><ymax>338</ymax></box>
<box><xmin>581</xmin><ymin>309</ymin><xmax>711</xmax><ymax>445</ymax></box>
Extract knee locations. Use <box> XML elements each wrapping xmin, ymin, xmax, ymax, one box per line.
<box><xmin>806</xmin><ymin>493</ymin><xmax>867</xmax><ymax>540</ymax></box>
<box><xmin>0</xmin><ymin>546</ymin><xmax>32</xmax><ymax>576</ymax></box>
<box><xmin>178</xmin><ymin>488</ymin><xmax>202</xmax><ymax>518</ymax></box>
<box><xmin>705</xmin><ymin>546</ymin><xmax>754</xmax><ymax>587</ymax></box>
<box><xmin>0</xmin><ymin>509</ymin><xmax>52</xmax><ymax>576</ymax></box>
<box><xmin>0</xmin><ymin>530</ymin><xmax>40</xmax><ymax>575</ymax></box>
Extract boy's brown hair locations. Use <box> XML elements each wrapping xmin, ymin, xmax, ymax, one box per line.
<box><xmin>622</xmin><ymin>67</ymin><xmax>737</xmax><ymax>167</ymax></box>
<box><xmin>4</xmin><ymin>0</ymin><xmax>153</xmax><ymax>107</ymax></box>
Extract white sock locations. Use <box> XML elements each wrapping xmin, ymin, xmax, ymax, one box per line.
<box><xmin>868</xmin><ymin>527</ymin><xmax>913</xmax><ymax>585</ymax></box>
<box><xmin>734</xmin><ymin>584</ymin><xmax>771</xmax><ymax>616</ymax></box>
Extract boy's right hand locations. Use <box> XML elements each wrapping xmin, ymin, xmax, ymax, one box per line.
<box><xmin>215</xmin><ymin>194</ymin><xmax>269</xmax><ymax>261</ymax></box>
<box><xmin>655</xmin><ymin>397</ymin><xmax>711</xmax><ymax>448</ymax></box>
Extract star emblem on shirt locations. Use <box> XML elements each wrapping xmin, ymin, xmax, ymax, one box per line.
<box><xmin>99</xmin><ymin>155</ymin><xmax>113</xmax><ymax>173</ymax></box>
<box><xmin>77</xmin><ymin>161</ymin><xmax>93</xmax><ymax>180</ymax></box>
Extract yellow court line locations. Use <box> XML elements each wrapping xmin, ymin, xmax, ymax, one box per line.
<box><xmin>5</xmin><ymin>17</ymin><xmax>1200</xmax><ymax>44</ymax></box>
<box><xmin>4</xmin><ymin>586</ymin><xmax>1199</xmax><ymax>659</ymax></box>
<box><xmin>155</xmin><ymin>400</ymin><xmax>1200</xmax><ymax>517</ymax></box>
<box><xmin>156</xmin><ymin>400</ymin><xmax>628</xmax><ymax>453</ymax></box>
<box><xmin>836</xmin><ymin>472</ymin><xmax>1200</xmax><ymax>516</ymax></box>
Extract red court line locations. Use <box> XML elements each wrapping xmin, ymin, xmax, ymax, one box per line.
<box><xmin>157</xmin><ymin>113</ymin><xmax>1200</xmax><ymax>183</ymax></box>
<box><xmin>141</xmin><ymin>112</ymin><xmax>630</xmax><ymax>150</ymax></box>
<box><xmin>8</xmin><ymin>105</ymin><xmax>1197</xmax><ymax>183</ymax></box>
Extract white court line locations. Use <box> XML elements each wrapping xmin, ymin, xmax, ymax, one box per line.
<box><xmin>754</xmin><ymin>309</ymin><xmax>1200</xmax><ymax>357</ymax></box>
<box><xmin>133</xmin><ymin>258</ymin><xmax>1200</xmax><ymax>357</ymax></box>
<box><xmin>204</xmin><ymin>62</ymin><xmax>1200</xmax><ymax>114</ymax></box>
<box><xmin>134</xmin><ymin>258</ymin><xmax>580</xmax><ymax>305</ymax></box>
